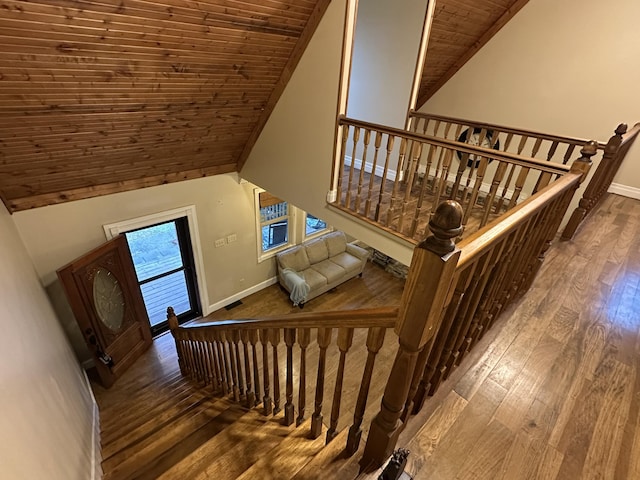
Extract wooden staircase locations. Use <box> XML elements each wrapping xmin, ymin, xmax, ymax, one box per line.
<box><xmin>98</xmin><ymin>338</ymin><xmax>370</xmax><ymax>480</ymax></box>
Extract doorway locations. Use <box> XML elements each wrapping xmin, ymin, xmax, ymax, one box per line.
<box><xmin>124</xmin><ymin>217</ymin><xmax>201</xmax><ymax>335</ymax></box>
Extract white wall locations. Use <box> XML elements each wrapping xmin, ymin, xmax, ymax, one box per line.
<box><xmin>0</xmin><ymin>202</ymin><xmax>96</xmax><ymax>480</ymax></box>
<box><xmin>12</xmin><ymin>174</ymin><xmax>275</xmax><ymax>361</ymax></box>
<box><xmin>347</xmin><ymin>0</ymin><xmax>429</xmax><ymax>128</ymax></box>
<box><xmin>242</xmin><ymin>0</ymin><xmax>418</xmax><ymax>266</ymax></box>
<box><xmin>421</xmin><ymin>0</ymin><xmax>640</xmax><ymax>191</ymax></box>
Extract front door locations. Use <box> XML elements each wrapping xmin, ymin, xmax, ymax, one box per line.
<box><xmin>57</xmin><ymin>235</ymin><xmax>152</xmax><ymax>388</ymax></box>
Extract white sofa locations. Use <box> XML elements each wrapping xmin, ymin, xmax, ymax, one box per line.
<box><xmin>276</xmin><ymin>231</ymin><xmax>369</xmax><ymax>306</ymax></box>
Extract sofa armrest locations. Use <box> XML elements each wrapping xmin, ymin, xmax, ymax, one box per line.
<box><xmin>280</xmin><ymin>268</ymin><xmax>310</xmax><ymax>306</ymax></box>
<box><xmin>346</xmin><ymin>243</ymin><xmax>370</xmax><ymax>262</ymax></box>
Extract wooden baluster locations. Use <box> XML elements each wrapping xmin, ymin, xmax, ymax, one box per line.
<box><xmin>364</xmin><ymin>131</ymin><xmax>383</xmax><ymax>218</ymax></box>
<box><xmin>375</xmin><ymin>135</ymin><xmax>395</xmax><ymax>222</ymax></box>
<box><xmin>562</xmin><ymin>140</ymin><xmax>611</xmax><ymax>239</ymax></box>
<box><xmin>461</xmin><ymin>155</ymin><xmax>488</xmax><ymax>228</ymax></box>
<box><xmin>516</xmin><ymin>135</ymin><xmax>529</xmax><ymax>155</ymax></box>
<box><xmin>271</xmin><ymin>329</ymin><xmax>281</xmax><ymax>414</ymax></box>
<box><xmin>192</xmin><ymin>336</ymin><xmax>205</xmax><ymax>382</ymax></box>
<box><xmin>241</xmin><ymin>330</ymin><xmax>255</xmax><ymax>408</ymax></box>
<box><xmin>336</xmin><ymin>124</ymin><xmax>350</xmax><ymax>204</ymax></box>
<box><xmin>420</xmin><ymin>117</ymin><xmax>430</xmax><ymax>135</ymax></box>
<box><xmin>345</xmin><ymin>327</ymin><xmax>387</xmax><ymax>456</ymax></box>
<box><xmin>507</xmin><ymin>166</ymin><xmax>530</xmax><ymax>210</ymax></box>
<box><xmin>310</xmin><ymin>327</ymin><xmax>333</xmax><ymax>439</ymax></box>
<box><xmin>410</xmin><ymin>143</ymin><xmax>437</xmax><ymax>238</ymax></box>
<box><xmin>530</xmin><ymin>137</ymin><xmax>543</xmax><ymax>158</ymax></box>
<box><xmin>184</xmin><ymin>336</ymin><xmax>196</xmax><ymax>380</ymax></box>
<box><xmin>459</xmin><ymin>129</ymin><xmax>487</xmax><ymax>203</ymax></box>
<box><xmin>495</xmin><ymin>163</ymin><xmax>516</xmax><ymax>213</ymax></box>
<box><xmin>431</xmin><ymin>120</ymin><xmax>441</xmax><ymax>139</ymax></box>
<box><xmin>249</xmin><ymin>330</ymin><xmax>261</xmax><ymax>408</ymax></box>
<box><xmin>231</xmin><ymin>330</ymin><xmax>245</xmax><ymax>399</ymax></box>
<box><xmin>214</xmin><ymin>330</ymin><xmax>229</xmax><ymax>394</ymax></box>
<box><xmin>386</xmin><ymin>138</ymin><xmax>408</xmax><ymax>227</ymax></box>
<box><xmin>362</xmin><ymin>200</ymin><xmax>462</xmax><ymax>468</ymax></box>
<box><xmin>546</xmin><ymin>140</ymin><xmax>559</xmax><ymax>162</ymax></box>
<box><xmin>204</xmin><ymin>337</ymin><xmax>217</xmax><ymax>389</ymax></box>
<box><xmin>345</xmin><ymin>127</ymin><xmax>361</xmax><ymax>209</ymax></box>
<box><xmin>260</xmin><ymin>329</ymin><xmax>272</xmax><ymax>415</ymax></box>
<box><xmin>355</xmin><ymin>129</ymin><xmax>371</xmax><ymax>214</ymax></box>
<box><xmin>283</xmin><ymin>328</ymin><xmax>296</xmax><ymax>426</ymax></box>
<box><xmin>430</xmin><ymin>123</ymin><xmax>452</xmax><ymax>193</ymax></box>
<box><xmin>208</xmin><ymin>337</ymin><xmax>222</xmax><ymax>392</ymax></box>
<box><xmin>326</xmin><ymin>327</ymin><xmax>354</xmax><ymax>443</ymax></box>
<box><xmin>450</xmin><ymin>149</ymin><xmax>471</xmax><ymax>201</ymax></box>
<box><xmin>296</xmin><ymin>328</ymin><xmax>311</xmax><ymax>426</ymax></box>
<box><xmin>432</xmin><ymin>149</ymin><xmax>453</xmax><ymax>209</ymax></box>
<box><xmin>480</xmin><ymin>160</ymin><xmax>508</xmax><ymax>227</ymax></box>
<box><xmin>398</xmin><ymin>141</ymin><xmax>423</xmax><ymax>234</ymax></box>
<box><xmin>562</xmin><ymin>143</ymin><xmax>576</xmax><ymax>165</ymax></box>
<box><xmin>224</xmin><ymin>331</ymin><xmax>239</xmax><ymax>401</ymax></box>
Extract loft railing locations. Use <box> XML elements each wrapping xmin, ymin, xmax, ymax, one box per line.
<box><xmin>333</xmin><ymin>116</ymin><xmax>574</xmax><ymax>244</ymax></box>
<box><xmin>167</xmin><ymin>306</ymin><xmax>398</xmax><ymax>455</ymax></box>
<box><xmin>361</xmin><ymin>152</ymin><xmax>592</xmax><ymax>469</ymax></box>
<box><xmin>408</xmin><ymin>111</ymin><xmax>639</xmax><ymax>239</ymax></box>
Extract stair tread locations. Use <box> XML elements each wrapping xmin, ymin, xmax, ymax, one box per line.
<box><xmin>158</xmin><ymin>408</ymin><xmax>294</xmax><ymax>479</ymax></box>
<box><xmin>103</xmin><ymin>396</ymin><xmax>244</xmax><ymax>480</ymax></box>
<box><xmin>292</xmin><ymin>426</ymin><xmax>361</xmax><ymax>480</ymax></box>
<box><xmin>234</xmin><ymin>418</ymin><xmax>327</xmax><ymax>480</ymax></box>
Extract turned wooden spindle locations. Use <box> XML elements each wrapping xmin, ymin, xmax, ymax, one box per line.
<box><xmin>296</xmin><ymin>328</ymin><xmax>311</xmax><ymax>426</ymax></box>
<box><xmin>213</xmin><ymin>330</ymin><xmax>229</xmax><ymax>394</ymax></box>
<box><xmin>283</xmin><ymin>328</ymin><xmax>296</xmax><ymax>426</ymax></box>
<box><xmin>326</xmin><ymin>327</ymin><xmax>354</xmax><ymax>444</ymax></box>
<box><xmin>355</xmin><ymin>129</ymin><xmax>372</xmax><ymax>214</ymax></box>
<box><xmin>345</xmin><ymin>127</ymin><xmax>361</xmax><ymax>208</ymax></box>
<box><xmin>364</xmin><ymin>131</ymin><xmax>383</xmax><ymax>218</ymax></box>
<box><xmin>374</xmin><ymin>135</ymin><xmax>395</xmax><ymax>222</ymax></box>
<box><xmin>240</xmin><ymin>330</ymin><xmax>255</xmax><ymax>408</ymax></box>
<box><xmin>226</xmin><ymin>331</ymin><xmax>241</xmax><ymax>402</ymax></box>
<box><xmin>362</xmin><ymin>200</ymin><xmax>463</xmax><ymax>468</ymax></box>
<box><xmin>397</xmin><ymin>141</ymin><xmax>423</xmax><ymax>234</ymax></box>
<box><xmin>336</xmin><ymin>124</ymin><xmax>350</xmax><ymax>203</ymax></box>
<box><xmin>259</xmin><ymin>329</ymin><xmax>272</xmax><ymax>415</ymax></box>
<box><xmin>271</xmin><ymin>329</ymin><xmax>281</xmax><ymax>415</ymax></box>
<box><xmin>386</xmin><ymin>138</ymin><xmax>408</xmax><ymax>227</ymax></box>
<box><xmin>248</xmin><ymin>330</ymin><xmax>261</xmax><ymax>409</ymax></box>
<box><xmin>345</xmin><ymin>327</ymin><xmax>386</xmax><ymax>456</ymax></box>
<box><xmin>310</xmin><ymin>327</ymin><xmax>332</xmax><ymax>439</ymax></box>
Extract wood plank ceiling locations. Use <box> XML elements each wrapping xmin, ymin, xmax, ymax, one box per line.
<box><xmin>417</xmin><ymin>0</ymin><xmax>529</xmax><ymax>107</ymax></box>
<box><xmin>0</xmin><ymin>0</ymin><xmax>329</xmax><ymax>212</ymax></box>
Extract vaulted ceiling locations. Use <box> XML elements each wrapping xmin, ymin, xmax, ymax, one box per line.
<box><xmin>0</xmin><ymin>0</ymin><xmax>526</xmax><ymax>213</ymax></box>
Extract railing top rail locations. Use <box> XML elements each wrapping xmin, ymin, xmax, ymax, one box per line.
<box><xmin>178</xmin><ymin>306</ymin><xmax>399</xmax><ymax>331</ymax></box>
<box><xmin>455</xmin><ymin>172</ymin><xmax>581</xmax><ymax>269</ymax></box>
<box><xmin>409</xmin><ymin>110</ymin><xmax>607</xmax><ymax>150</ymax></box>
<box><xmin>339</xmin><ymin>116</ymin><xmax>571</xmax><ymax>175</ymax></box>
<box><xmin>622</xmin><ymin>122</ymin><xmax>640</xmax><ymax>146</ymax></box>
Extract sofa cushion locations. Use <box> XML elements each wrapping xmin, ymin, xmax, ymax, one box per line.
<box><xmin>301</xmin><ymin>268</ymin><xmax>328</xmax><ymax>290</ymax></box>
<box><xmin>330</xmin><ymin>252</ymin><xmax>363</xmax><ymax>275</ymax></box>
<box><xmin>311</xmin><ymin>259</ymin><xmax>346</xmax><ymax>283</ymax></box>
<box><xmin>277</xmin><ymin>245</ymin><xmax>310</xmax><ymax>272</ymax></box>
<box><xmin>304</xmin><ymin>237</ymin><xmax>329</xmax><ymax>264</ymax></box>
<box><xmin>324</xmin><ymin>231</ymin><xmax>347</xmax><ymax>257</ymax></box>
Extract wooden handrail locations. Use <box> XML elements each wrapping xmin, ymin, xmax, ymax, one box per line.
<box><xmin>339</xmin><ymin>116</ymin><xmax>571</xmax><ymax>174</ymax></box>
<box><xmin>179</xmin><ymin>306</ymin><xmax>399</xmax><ymax>331</ymax></box>
<box><xmin>408</xmin><ymin>111</ymin><xmax>607</xmax><ymax>150</ymax></box>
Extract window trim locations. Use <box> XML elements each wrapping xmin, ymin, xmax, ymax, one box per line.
<box><xmin>103</xmin><ymin>205</ymin><xmax>210</xmax><ymax>317</ymax></box>
<box><xmin>303</xmin><ymin>212</ymin><xmax>330</xmax><ymax>241</ymax></box>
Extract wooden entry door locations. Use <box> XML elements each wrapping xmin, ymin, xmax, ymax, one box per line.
<box><xmin>57</xmin><ymin>235</ymin><xmax>152</xmax><ymax>388</ymax></box>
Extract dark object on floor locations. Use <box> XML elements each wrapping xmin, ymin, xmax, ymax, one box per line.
<box><xmin>224</xmin><ymin>300</ymin><xmax>243</xmax><ymax>310</ymax></box>
<box><xmin>379</xmin><ymin>449</ymin><xmax>411</xmax><ymax>480</ymax></box>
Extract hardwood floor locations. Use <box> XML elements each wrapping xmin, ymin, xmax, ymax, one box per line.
<box><xmin>93</xmin><ymin>194</ymin><xmax>640</xmax><ymax>479</ymax></box>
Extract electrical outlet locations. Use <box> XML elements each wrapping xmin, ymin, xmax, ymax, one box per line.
<box><xmin>215</xmin><ymin>238</ymin><xmax>226</xmax><ymax>248</ymax></box>
<box><xmin>227</xmin><ymin>233</ymin><xmax>237</xmax><ymax>243</ymax></box>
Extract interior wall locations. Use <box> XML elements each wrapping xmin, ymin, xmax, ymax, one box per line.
<box><xmin>421</xmin><ymin>0</ymin><xmax>640</xmax><ymax>190</ymax></box>
<box><xmin>242</xmin><ymin>0</ymin><xmax>418</xmax><ymax>267</ymax></box>
<box><xmin>12</xmin><ymin>174</ymin><xmax>275</xmax><ymax>362</ymax></box>
<box><xmin>0</xmin><ymin>202</ymin><xmax>95</xmax><ymax>480</ymax></box>
<box><xmin>347</xmin><ymin>0</ymin><xmax>429</xmax><ymax>128</ymax></box>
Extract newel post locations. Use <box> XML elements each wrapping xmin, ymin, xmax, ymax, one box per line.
<box><xmin>361</xmin><ymin>201</ymin><xmax>463</xmax><ymax>470</ymax></box>
<box><xmin>560</xmin><ymin>140</ymin><xmax>599</xmax><ymax>240</ymax></box>
<box><xmin>166</xmin><ymin>306</ymin><xmax>185</xmax><ymax>375</ymax></box>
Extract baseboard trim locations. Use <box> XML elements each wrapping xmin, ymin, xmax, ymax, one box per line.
<box><xmin>208</xmin><ymin>276</ymin><xmax>278</xmax><ymax>314</ymax></box>
<box><xmin>344</xmin><ymin>155</ymin><xmax>398</xmax><ymax>181</ymax></box>
<box><xmin>82</xmin><ymin>369</ymin><xmax>102</xmax><ymax>480</ymax></box>
<box><xmin>609</xmin><ymin>183</ymin><xmax>640</xmax><ymax>200</ymax></box>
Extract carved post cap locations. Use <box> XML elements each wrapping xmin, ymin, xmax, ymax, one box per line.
<box><xmin>166</xmin><ymin>306</ymin><xmax>175</xmax><ymax>318</ymax></box>
<box><xmin>166</xmin><ymin>306</ymin><xmax>178</xmax><ymax>330</ymax></box>
<box><xmin>580</xmin><ymin>140</ymin><xmax>599</xmax><ymax>158</ymax></box>
<box><xmin>419</xmin><ymin>200</ymin><xmax>463</xmax><ymax>256</ymax></box>
<box><xmin>616</xmin><ymin>123</ymin><xmax>628</xmax><ymax>136</ymax></box>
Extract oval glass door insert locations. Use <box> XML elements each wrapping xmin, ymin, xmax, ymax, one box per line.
<box><xmin>93</xmin><ymin>267</ymin><xmax>125</xmax><ymax>331</ymax></box>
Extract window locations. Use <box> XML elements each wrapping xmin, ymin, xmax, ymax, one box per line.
<box><xmin>305</xmin><ymin>213</ymin><xmax>328</xmax><ymax>238</ymax></box>
<box><xmin>124</xmin><ymin>218</ymin><xmax>201</xmax><ymax>335</ymax></box>
<box><xmin>257</xmin><ymin>191</ymin><xmax>291</xmax><ymax>258</ymax></box>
